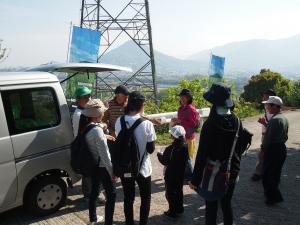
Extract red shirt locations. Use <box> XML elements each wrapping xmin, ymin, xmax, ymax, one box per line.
<box><xmin>178</xmin><ymin>104</ymin><xmax>199</xmax><ymax>139</ymax></box>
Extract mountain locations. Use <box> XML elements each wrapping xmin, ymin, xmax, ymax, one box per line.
<box><xmin>3</xmin><ymin>35</ymin><xmax>300</xmax><ymax>81</ymax></box>
<box><xmin>100</xmin><ymin>41</ymin><xmax>207</xmax><ymax>76</ymax></box>
<box><xmin>188</xmin><ymin>35</ymin><xmax>300</xmax><ymax>78</ymax></box>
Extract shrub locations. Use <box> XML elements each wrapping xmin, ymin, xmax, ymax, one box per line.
<box><xmin>145</xmin><ymin>77</ymin><xmax>261</xmax><ymax>145</ymax></box>
<box><xmin>289</xmin><ymin>80</ymin><xmax>300</xmax><ymax>108</ymax></box>
<box><xmin>241</xmin><ymin>69</ymin><xmax>292</xmax><ymax>106</ymax></box>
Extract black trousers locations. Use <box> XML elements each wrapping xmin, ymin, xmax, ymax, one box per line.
<box><xmin>165</xmin><ymin>180</ymin><xmax>184</xmax><ymax>214</ymax></box>
<box><xmin>205</xmin><ymin>182</ymin><xmax>235</xmax><ymax>225</ymax></box>
<box><xmin>184</xmin><ymin>158</ymin><xmax>193</xmax><ymax>181</ymax></box>
<box><xmin>89</xmin><ymin>167</ymin><xmax>116</xmax><ymax>225</ymax></box>
<box><xmin>262</xmin><ymin>143</ymin><xmax>287</xmax><ymax>202</ymax></box>
<box><xmin>82</xmin><ymin>176</ymin><xmax>92</xmax><ymax>198</ymax></box>
<box><xmin>121</xmin><ymin>174</ymin><xmax>151</xmax><ymax>225</ymax></box>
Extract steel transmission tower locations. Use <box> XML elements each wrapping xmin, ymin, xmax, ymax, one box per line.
<box><xmin>80</xmin><ymin>0</ymin><xmax>158</xmax><ymax>101</ymax></box>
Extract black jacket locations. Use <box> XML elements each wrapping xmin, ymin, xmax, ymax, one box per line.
<box><xmin>191</xmin><ymin>111</ymin><xmax>244</xmax><ymax>187</ymax></box>
<box><xmin>157</xmin><ymin>139</ymin><xmax>189</xmax><ymax>183</ymax></box>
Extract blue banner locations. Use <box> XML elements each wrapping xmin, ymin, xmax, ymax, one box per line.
<box><xmin>69</xmin><ymin>26</ymin><xmax>101</xmax><ymax>63</ymax></box>
<box><xmin>208</xmin><ymin>54</ymin><xmax>225</xmax><ymax>78</ymax></box>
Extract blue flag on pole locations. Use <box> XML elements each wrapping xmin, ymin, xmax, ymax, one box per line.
<box><xmin>208</xmin><ymin>54</ymin><xmax>225</xmax><ymax>78</ymax></box>
<box><xmin>69</xmin><ymin>26</ymin><xmax>101</xmax><ymax>63</ymax></box>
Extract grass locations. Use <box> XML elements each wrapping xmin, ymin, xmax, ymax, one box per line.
<box><xmin>156</xmin><ymin>133</ymin><xmax>172</xmax><ymax>145</ymax></box>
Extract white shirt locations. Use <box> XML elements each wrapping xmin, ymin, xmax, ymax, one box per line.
<box><xmin>72</xmin><ymin>107</ymin><xmax>82</xmax><ymax>137</ymax></box>
<box><xmin>115</xmin><ymin>114</ymin><xmax>157</xmax><ymax>178</ymax></box>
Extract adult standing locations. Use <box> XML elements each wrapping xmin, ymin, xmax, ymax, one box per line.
<box><xmin>79</xmin><ymin>99</ymin><xmax>116</xmax><ymax>225</ymax></box>
<box><xmin>115</xmin><ymin>91</ymin><xmax>156</xmax><ymax>225</ymax></box>
<box><xmin>72</xmin><ymin>86</ymin><xmax>94</xmax><ymax>202</ymax></box>
<box><xmin>72</xmin><ymin>86</ymin><xmax>91</xmax><ymax>137</ymax></box>
<box><xmin>189</xmin><ymin>83</ymin><xmax>244</xmax><ymax>225</ymax></box>
<box><xmin>102</xmin><ymin>85</ymin><xmax>129</xmax><ymax>138</ymax></box>
<box><xmin>176</xmin><ymin>89</ymin><xmax>199</xmax><ymax>181</ymax></box>
<box><xmin>177</xmin><ymin>89</ymin><xmax>199</xmax><ymax>158</ymax></box>
<box><xmin>261</xmin><ymin>96</ymin><xmax>289</xmax><ymax>206</ymax></box>
<box><xmin>251</xmin><ymin>89</ymin><xmax>276</xmax><ymax>181</ymax></box>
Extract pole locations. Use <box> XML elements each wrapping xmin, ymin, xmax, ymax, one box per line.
<box><xmin>145</xmin><ymin>0</ymin><xmax>158</xmax><ymax>103</ymax></box>
<box><xmin>94</xmin><ymin>0</ymin><xmax>101</xmax><ymax>98</ymax></box>
<box><xmin>80</xmin><ymin>0</ymin><xmax>85</xmax><ymax>27</ymax></box>
<box><xmin>66</xmin><ymin>22</ymin><xmax>72</xmax><ymax>63</ymax></box>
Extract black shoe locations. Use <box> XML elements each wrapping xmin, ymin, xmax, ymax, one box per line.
<box><xmin>164</xmin><ymin>210</ymin><xmax>179</xmax><ymax>219</ymax></box>
<box><xmin>251</xmin><ymin>174</ymin><xmax>261</xmax><ymax>181</ymax></box>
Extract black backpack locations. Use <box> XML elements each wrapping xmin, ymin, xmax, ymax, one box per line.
<box><xmin>112</xmin><ymin>116</ymin><xmax>145</xmax><ymax>178</ymax></box>
<box><xmin>70</xmin><ymin>124</ymin><xmax>97</xmax><ymax>177</ymax></box>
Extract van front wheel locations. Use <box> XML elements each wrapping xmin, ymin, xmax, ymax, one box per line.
<box><xmin>24</xmin><ymin>176</ymin><xmax>67</xmax><ymax>215</ymax></box>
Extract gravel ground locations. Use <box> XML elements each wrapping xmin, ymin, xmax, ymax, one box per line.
<box><xmin>1</xmin><ymin>110</ymin><xmax>300</xmax><ymax>225</ymax></box>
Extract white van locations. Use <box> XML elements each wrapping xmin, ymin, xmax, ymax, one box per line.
<box><xmin>0</xmin><ymin>63</ymin><xmax>132</xmax><ymax>215</ymax></box>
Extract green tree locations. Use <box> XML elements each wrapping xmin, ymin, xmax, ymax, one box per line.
<box><xmin>159</xmin><ymin>78</ymin><xmax>211</xmax><ymax>112</ymax></box>
<box><xmin>241</xmin><ymin>69</ymin><xmax>292</xmax><ymax>105</ymax></box>
<box><xmin>145</xmin><ymin>77</ymin><xmax>260</xmax><ymax>145</ymax></box>
<box><xmin>145</xmin><ymin>77</ymin><xmax>259</xmax><ymax>118</ymax></box>
<box><xmin>289</xmin><ymin>80</ymin><xmax>300</xmax><ymax>108</ymax></box>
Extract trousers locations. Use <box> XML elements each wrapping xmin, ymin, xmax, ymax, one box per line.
<box><xmin>262</xmin><ymin>143</ymin><xmax>286</xmax><ymax>202</ymax></box>
<box><xmin>120</xmin><ymin>174</ymin><xmax>151</xmax><ymax>225</ymax></box>
<box><xmin>165</xmin><ymin>180</ymin><xmax>184</xmax><ymax>214</ymax></box>
<box><xmin>89</xmin><ymin>167</ymin><xmax>116</xmax><ymax>225</ymax></box>
<box><xmin>205</xmin><ymin>182</ymin><xmax>235</xmax><ymax>225</ymax></box>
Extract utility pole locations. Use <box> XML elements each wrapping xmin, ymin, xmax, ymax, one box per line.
<box><xmin>80</xmin><ymin>0</ymin><xmax>158</xmax><ymax>101</ymax></box>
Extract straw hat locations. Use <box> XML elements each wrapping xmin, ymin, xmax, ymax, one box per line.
<box><xmin>82</xmin><ymin>99</ymin><xmax>108</xmax><ymax>118</ymax></box>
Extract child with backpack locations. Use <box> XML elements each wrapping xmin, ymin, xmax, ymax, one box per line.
<box><xmin>77</xmin><ymin>99</ymin><xmax>117</xmax><ymax>225</ymax></box>
<box><xmin>157</xmin><ymin>125</ymin><xmax>189</xmax><ymax>218</ymax></box>
<box><xmin>114</xmin><ymin>91</ymin><xmax>156</xmax><ymax>225</ymax></box>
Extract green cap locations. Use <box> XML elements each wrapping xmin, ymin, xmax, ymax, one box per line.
<box><xmin>75</xmin><ymin>86</ymin><xmax>92</xmax><ymax>97</ymax></box>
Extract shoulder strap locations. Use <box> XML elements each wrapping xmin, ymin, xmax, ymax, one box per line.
<box><xmin>81</xmin><ymin>124</ymin><xmax>97</xmax><ymax>137</ymax></box>
<box><xmin>226</xmin><ymin>117</ymin><xmax>240</xmax><ymax>174</ymax></box>
<box><xmin>129</xmin><ymin>117</ymin><xmax>145</xmax><ymax>132</ymax></box>
<box><xmin>120</xmin><ymin>115</ymin><xmax>127</xmax><ymax>130</ymax></box>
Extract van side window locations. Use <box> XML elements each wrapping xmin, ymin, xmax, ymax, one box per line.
<box><xmin>2</xmin><ymin>88</ymin><xmax>60</xmax><ymax>135</ymax></box>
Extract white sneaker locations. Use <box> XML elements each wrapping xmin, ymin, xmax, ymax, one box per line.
<box><xmin>87</xmin><ymin>215</ymin><xmax>104</xmax><ymax>225</ymax></box>
<box><xmin>96</xmin><ymin>215</ymin><xmax>104</xmax><ymax>222</ymax></box>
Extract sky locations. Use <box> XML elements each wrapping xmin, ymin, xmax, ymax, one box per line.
<box><xmin>0</xmin><ymin>0</ymin><xmax>300</xmax><ymax>67</ymax></box>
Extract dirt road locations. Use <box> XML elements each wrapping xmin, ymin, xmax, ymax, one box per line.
<box><xmin>1</xmin><ymin>110</ymin><xmax>300</xmax><ymax>225</ymax></box>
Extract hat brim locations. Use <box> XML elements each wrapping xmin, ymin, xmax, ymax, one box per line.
<box><xmin>178</xmin><ymin>93</ymin><xmax>192</xmax><ymax>97</ymax></box>
<box><xmin>115</xmin><ymin>91</ymin><xmax>130</xmax><ymax>96</ymax></box>
<box><xmin>203</xmin><ymin>91</ymin><xmax>234</xmax><ymax>108</ymax></box>
<box><xmin>76</xmin><ymin>89</ymin><xmax>92</xmax><ymax>97</ymax></box>
<box><xmin>262</xmin><ymin>100</ymin><xmax>282</xmax><ymax>106</ymax></box>
<box><xmin>203</xmin><ymin>91</ymin><xmax>213</xmax><ymax>103</ymax></box>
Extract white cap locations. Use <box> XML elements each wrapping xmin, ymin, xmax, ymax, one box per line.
<box><xmin>169</xmin><ymin>125</ymin><xmax>186</xmax><ymax>139</ymax></box>
<box><xmin>262</xmin><ymin>96</ymin><xmax>283</xmax><ymax>106</ymax></box>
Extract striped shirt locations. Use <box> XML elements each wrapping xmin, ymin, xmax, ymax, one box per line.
<box><xmin>102</xmin><ymin>97</ymin><xmax>126</xmax><ymax>136</ymax></box>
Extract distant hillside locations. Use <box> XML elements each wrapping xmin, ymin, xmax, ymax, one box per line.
<box><xmin>100</xmin><ymin>41</ymin><xmax>207</xmax><ymax>76</ymax></box>
<box><xmin>188</xmin><ymin>35</ymin><xmax>300</xmax><ymax>78</ymax></box>
<box><xmin>3</xmin><ymin>35</ymin><xmax>300</xmax><ymax>82</ymax></box>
